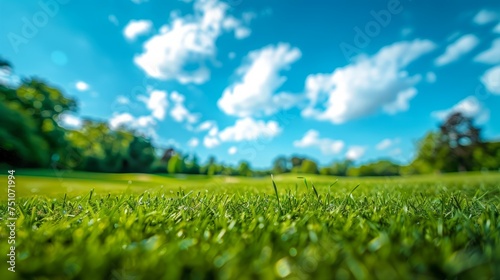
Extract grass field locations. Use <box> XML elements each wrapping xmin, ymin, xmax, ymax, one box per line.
<box><xmin>1</xmin><ymin>170</ymin><xmax>500</xmax><ymax>279</ymax></box>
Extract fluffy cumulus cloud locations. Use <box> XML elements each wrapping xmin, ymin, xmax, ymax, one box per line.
<box><xmin>293</xmin><ymin>130</ymin><xmax>344</xmax><ymax>155</ymax></box>
<box><xmin>59</xmin><ymin>114</ymin><xmax>82</xmax><ymax>128</ymax></box>
<box><xmin>383</xmin><ymin>88</ymin><xmax>417</xmax><ymax>114</ymax></box>
<box><xmin>134</xmin><ymin>0</ymin><xmax>252</xmax><ymax>84</ymax></box>
<box><xmin>201</xmin><ymin>117</ymin><xmax>281</xmax><ymax>148</ymax></box>
<box><xmin>346</xmin><ymin>146</ymin><xmax>366</xmax><ymax>161</ymax></box>
<box><xmin>302</xmin><ymin>39</ymin><xmax>435</xmax><ymax>124</ymax></box>
<box><xmin>170</xmin><ymin>92</ymin><xmax>200</xmax><ymax>123</ymax></box>
<box><xmin>123</xmin><ymin>20</ymin><xmax>153</xmax><ymax>41</ymax></box>
<box><xmin>494</xmin><ymin>23</ymin><xmax>500</xmax><ymax>34</ymax></box>
<box><xmin>474</xmin><ymin>38</ymin><xmax>500</xmax><ymax>65</ymax></box>
<box><xmin>191</xmin><ymin>120</ymin><xmax>217</xmax><ymax>132</ymax></box>
<box><xmin>218</xmin><ymin>118</ymin><xmax>281</xmax><ymax>142</ymax></box>
<box><xmin>108</xmin><ymin>15</ymin><xmax>119</xmax><ymax>26</ymax></box>
<box><xmin>431</xmin><ymin>96</ymin><xmax>490</xmax><ymax>124</ymax></box>
<box><xmin>426</xmin><ymin>72</ymin><xmax>437</xmax><ymax>83</ymax></box>
<box><xmin>376</xmin><ymin>138</ymin><xmax>399</xmax><ymax>150</ymax></box>
<box><xmin>473</xmin><ymin>9</ymin><xmax>499</xmax><ymax>25</ymax></box>
<box><xmin>203</xmin><ymin>136</ymin><xmax>220</xmax><ymax>148</ymax></box>
<box><xmin>109</xmin><ymin>113</ymin><xmax>158</xmax><ymax>137</ymax></box>
<box><xmin>138</xmin><ymin>90</ymin><xmax>168</xmax><ymax>120</ymax></box>
<box><xmin>481</xmin><ymin>65</ymin><xmax>500</xmax><ymax>94</ymax></box>
<box><xmin>217</xmin><ymin>43</ymin><xmax>302</xmax><ymax>117</ymax></box>
<box><xmin>228</xmin><ymin>146</ymin><xmax>237</xmax><ymax>155</ymax></box>
<box><xmin>75</xmin><ymin>81</ymin><xmax>89</xmax><ymax>91</ymax></box>
<box><xmin>187</xmin><ymin>137</ymin><xmax>199</xmax><ymax>148</ymax></box>
<box><xmin>434</xmin><ymin>34</ymin><xmax>479</xmax><ymax>66</ymax></box>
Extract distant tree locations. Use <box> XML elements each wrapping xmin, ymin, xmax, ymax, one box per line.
<box><xmin>405</xmin><ymin>112</ymin><xmax>487</xmax><ymax>174</ymax></box>
<box><xmin>330</xmin><ymin>160</ymin><xmax>352</xmax><ymax>176</ymax></box>
<box><xmin>167</xmin><ymin>154</ymin><xmax>182</xmax><ymax>174</ymax></box>
<box><xmin>183</xmin><ymin>155</ymin><xmax>200</xmax><ymax>174</ymax></box>
<box><xmin>161</xmin><ymin>148</ymin><xmax>175</xmax><ymax>162</ymax></box>
<box><xmin>125</xmin><ymin>136</ymin><xmax>156</xmax><ymax>172</ymax></box>
<box><xmin>348</xmin><ymin>160</ymin><xmax>400</xmax><ymax>177</ymax></box>
<box><xmin>300</xmin><ymin>159</ymin><xmax>318</xmax><ymax>174</ymax></box>
<box><xmin>238</xmin><ymin>161</ymin><xmax>252</xmax><ymax>177</ymax></box>
<box><xmin>0</xmin><ymin>73</ymin><xmax>76</xmax><ymax>168</ymax></box>
<box><xmin>290</xmin><ymin>156</ymin><xmax>304</xmax><ymax>168</ymax></box>
<box><xmin>272</xmin><ymin>156</ymin><xmax>289</xmax><ymax>174</ymax></box>
<box><xmin>439</xmin><ymin>112</ymin><xmax>481</xmax><ymax>172</ymax></box>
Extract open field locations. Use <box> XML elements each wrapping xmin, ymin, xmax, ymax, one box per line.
<box><xmin>1</xmin><ymin>171</ymin><xmax>500</xmax><ymax>279</ymax></box>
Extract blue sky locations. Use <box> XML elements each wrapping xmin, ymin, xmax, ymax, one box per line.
<box><xmin>1</xmin><ymin>0</ymin><xmax>500</xmax><ymax>168</ymax></box>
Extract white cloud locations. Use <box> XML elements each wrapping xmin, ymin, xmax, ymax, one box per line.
<box><xmin>474</xmin><ymin>38</ymin><xmax>500</xmax><ymax>65</ymax></box>
<box><xmin>138</xmin><ymin>90</ymin><xmax>168</xmax><ymax>120</ymax></box>
<box><xmin>303</xmin><ymin>39</ymin><xmax>435</xmax><ymax>124</ymax></box>
<box><xmin>426</xmin><ymin>72</ymin><xmax>436</xmax><ymax>83</ymax></box>
<box><xmin>228</xmin><ymin>146</ymin><xmax>237</xmax><ymax>155</ymax></box>
<box><xmin>116</xmin><ymin>95</ymin><xmax>130</xmax><ymax>105</ymax></box>
<box><xmin>346</xmin><ymin>146</ymin><xmax>366</xmax><ymax>161</ymax></box>
<box><xmin>203</xmin><ymin>136</ymin><xmax>220</xmax><ymax>148</ymax></box>
<box><xmin>390</xmin><ymin>148</ymin><xmax>402</xmax><ymax>157</ymax></box>
<box><xmin>109</xmin><ymin>113</ymin><xmax>158</xmax><ymax>137</ymax></box>
<box><xmin>383</xmin><ymin>88</ymin><xmax>417</xmax><ymax>114</ymax></box>
<box><xmin>218</xmin><ymin>117</ymin><xmax>281</xmax><ymax>142</ymax></box>
<box><xmin>481</xmin><ymin>65</ymin><xmax>500</xmax><ymax>94</ymax></box>
<box><xmin>435</xmin><ymin>34</ymin><xmax>479</xmax><ymax>66</ymax></box>
<box><xmin>376</xmin><ymin>138</ymin><xmax>399</xmax><ymax>150</ymax></box>
<box><xmin>494</xmin><ymin>23</ymin><xmax>500</xmax><ymax>34</ymax></box>
<box><xmin>200</xmin><ymin>118</ymin><xmax>280</xmax><ymax>148</ymax></box>
<box><xmin>124</xmin><ymin>20</ymin><xmax>153</xmax><ymax>41</ymax></box>
<box><xmin>108</xmin><ymin>15</ymin><xmax>119</xmax><ymax>26</ymax></box>
<box><xmin>293</xmin><ymin>130</ymin><xmax>344</xmax><ymax>155</ymax></box>
<box><xmin>187</xmin><ymin>137</ymin><xmax>199</xmax><ymax>148</ymax></box>
<box><xmin>473</xmin><ymin>9</ymin><xmax>498</xmax><ymax>25</ymax></box>
<box><xmin>170</xmin><ymin>92</ymin><xmax>200</xmax><ymax>123</ymax></box>
<box><xmin>75</xmin><ymin>81</ymin><xmax>89</xmax><ymax>91</ymax></box>
<box><xmin>196</xmin><ymin>120</ymin><xmax>217</xmax><ymax>131</ymax></box>
<box><xmin>134</xmin><ymin>0</ymin><xmax>252</xmax><ymax>84</ymax></box>
<box><xmin>401</xmin><ymin>27</ymin><xmax>413</xmax><ymax>37</ymax></box>
<box><xmin>59</xmin><ymin>114</ymin><xmax>82</xmax><ymax>128</ymax></box>
<box><xmin>136</xmin><ymin>115</ymin><xmax>156</xmax><ymax>127</ymax></box>
<box><xmin>217</xmin><ymin>43</ymin><xmax>302</xmax><ymax>117</ymax></box>
<box><xmin>431</xmin><ymin>96</ymin><xmax>490</xmax><ymax>124</ymax></box>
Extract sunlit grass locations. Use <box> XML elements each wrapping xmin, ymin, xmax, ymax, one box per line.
<box><xmin>1</xmin><ymin>171</ymin><xmax>499</xmax><ymax>279</ymax></box>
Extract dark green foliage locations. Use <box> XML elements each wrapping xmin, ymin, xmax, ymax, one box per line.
<box><xmin>348</xmin><ymin>160</ymin><xmax>400</xmax><ymax>177</ymax></box>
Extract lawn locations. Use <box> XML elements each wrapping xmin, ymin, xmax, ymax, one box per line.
<box><xmin>1</xmin><ymin>170</ymin><xmax>500</xmax><ymax>279</ymax></box>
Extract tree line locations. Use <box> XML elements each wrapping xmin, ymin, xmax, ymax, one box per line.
<box><xmin>1</xmin><ymin>60</ymin><xmax>499</xmax><ymax>177</ymax></box>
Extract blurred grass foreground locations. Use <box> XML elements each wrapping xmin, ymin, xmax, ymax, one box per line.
<box><xmin>0</xmin><ymin>172</ymin><xmax>499</xmax><ymax>279</ymax></box>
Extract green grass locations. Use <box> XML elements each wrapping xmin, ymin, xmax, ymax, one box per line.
<box><xmin>1</xmin><ymin>170</ymin><xmax>500</xmax><ymax>279</ymax></box>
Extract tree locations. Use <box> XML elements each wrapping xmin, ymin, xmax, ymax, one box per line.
<box><xmin>238</xmin><ymin>161</ymin><xmax>252</xmax><ymax>177</ymax></box>
<box><xmin>300</xmin><ymin>159</ymin><xmax>318</xmax><ymax>174</ymax></box>
<box><xmin>272</xmin><ymin>156</ymin><xmax>289</xmax><ymax>174</ymax></box>
<box><xmin>167</xmin><ymin>154</ymin><xmax>182</xmax><ymax>174</ymax></box>
<box><xmin>347</xmin><ymin>160</ymin><xmax>400</xmax><ymax>177</ymax></box>
<box><xmin>125</xmin><ymin>136</ymin><xmax>156</xmax><ymax>172</ymax></box>
<box><xmin>439</xmin><ymin>112</ymin><xmax>481</xmax><ymax>172</ymax></box>
<box><xmin>0</xmin><ymin>68</ymin><xmax>76</xmax><ymax>168</ymax></box>
<box><xmin>405</xmin><ymin>112</ymin><xmax>487</xmax><ymax>174</ymax></box>
<box><xmin>330</xmin><ymin>160</ymin><xmax>352</xmax><ymax>176</ymax></box>
<box><xmin>290</xmin><ymin>156</ymin><xmax>304</xmax><ymax>168</ymax></box>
